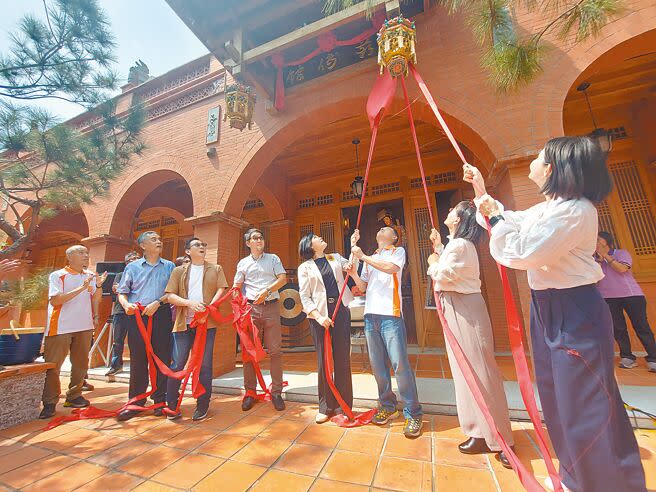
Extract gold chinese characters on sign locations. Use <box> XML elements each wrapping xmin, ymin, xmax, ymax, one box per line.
<box><xmin>377</xmin><ymin>15</ymin><xmax>417</xmax><ymax>78</ymax></box>
<box><xmin>224</xmin><ymin>83</ymin><xmax>256</xmax><ymax>131</ymax></box>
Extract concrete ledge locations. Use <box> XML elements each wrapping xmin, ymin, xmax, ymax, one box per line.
<box><xmin>0</xmin><ymin>363</ymin><xmax>53</xmax><ymax>430</ymax></box>
<box><xmin>71</xmin><ymin>362</ymin><xmax>656</xmax><ymax>430</ymax></box>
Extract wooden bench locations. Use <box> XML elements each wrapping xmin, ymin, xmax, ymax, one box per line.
<box><xmin>0</xmin><ymin>362</ymin><xmax>54</xmax><ymax>429</ymax></box>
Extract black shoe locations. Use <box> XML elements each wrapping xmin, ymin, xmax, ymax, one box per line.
<box><xmin>105</xmin><ymin>366</ymin><xmax>122</xmax><ymax>377</ymax></box>
<box><xmin>241</xmin><ymin>396</ymin><xmax>256</xmax><ymax>411</ymax></box>
<box><xmin>496</xmin><ymin>450</ymin><xmax>513</xmax><ymax>469</ymax></box>
<box><xmin>116</xmin><ymin>409</ymin><xmax>141</xmax><ymax>422</ymax></box>
<box><xmin>63</xmin><ymin>396</ymin><xmax>90</xmax><ymax>408</ymax></box>
<box><xmin>192</xmin><ymin>405</ymin><xmax>209</xmax><ymax>421</ymax></box>
<box><xmin>458</xmin><ymin>437</ymin><xmax>493</xmax><ymax>455</ymax></box>
<box><xmin>39</xmin><ymin>403</ymin><xmax>56</xmax><ymax>419</ymax></box>
<box><xmin>153</xmin><ymin>406</ymin><xmax>165</xmax><ymax>417</ymax></box>
<box><xmin>167</xmin><ymin>409</ymin><xmax>182</xmax><ymax>421</ymax></box>
<box><xmin>82</xmin><ymin>381</ymin><xmax>94</xmax><ymax>392</ymax></box>
<box><xmin>271</xmin><ymin>394</ymin><xmax>285</xmax><ymax>411</ymax></box>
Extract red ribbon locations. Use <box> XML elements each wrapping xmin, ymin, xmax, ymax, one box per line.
<box><xmin>354</xmin><ymin>60</ymin><xmax>562</xmax><ymax>489</ymax></box>
<box><xmin>271</xmin><ymin>11</ymin><xmax>386</xmax><ymax>111</ymax></box>
<box><xmin>44</xmin><ymin>288</ymin><xmax>268</xmax><ymax>430</ymax></box>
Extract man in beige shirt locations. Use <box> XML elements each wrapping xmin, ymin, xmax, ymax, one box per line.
<box><xmin>165</xmin><ymin>237</ymin><xmax>228</xmax><ymax>421</ymax></box>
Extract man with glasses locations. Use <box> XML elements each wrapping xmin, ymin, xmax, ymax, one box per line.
<box><xmin>234</xmin><ymin>228</ymin><xmax>287</xmax><ymax>411</ymax></box>
<box><xmin>164</xmin><ymin>237</ymin><xmax>228</xmax><ymax>421</ymax></box>
<box><xmin>116</xmin><ymin>231</ymin><xmax>174</xmax><ymax>421</ymax></box>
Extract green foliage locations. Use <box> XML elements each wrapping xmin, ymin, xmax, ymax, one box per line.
<box><xmin>322</xmin><ymin>0</ymin><xmax>624</xmax><ymax>92</ymax></box>
<box><xmin>0</xmin><ymin>0</ymin><xmax>145</xmax><ymax>260</ymax></box>
<box><xmin>0</xmin><ymin>269</ymin><xmax>51</xmax><ymax>310</ymax></box>
<box><xmin>0</xmin><ymin>0</ymin><xmax>118</xmax><ymax>105</ymax></box>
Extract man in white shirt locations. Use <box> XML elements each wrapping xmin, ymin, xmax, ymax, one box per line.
<box><xmin>234</xmin><ymin>228</ymin><xmax>287</xmax><ymax>412</ymax></box>
<box><xmin>40</xmin><ymin>245</ymin><xmax>107</xmax><ymax>419</ymax></box>
<box><xmin>165</xmin><ymin>237</ymin><xmax>228</xmax><ymax>421</ymax></box>
<box><xmin>351</xmin><ymin>227</ymin><xmax>423</xmax><ymax>438</ymax></box>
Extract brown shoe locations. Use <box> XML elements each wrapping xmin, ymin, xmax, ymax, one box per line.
<box><xmin>496</xmin><ymin>450</ymin><xmax>513</xmax><ymax>469</ymax></box>
<box><xmin>458</xmin><ymin>437</ymin><xmax>493</xmax><ymax>454</ymax></box>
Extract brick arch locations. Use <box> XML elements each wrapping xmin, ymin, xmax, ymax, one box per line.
<box><xmin>536</xmin><ymin>5</ymin><xmax>656</xmax><ymax>137</ymax></box>
<box><xmin>221</xmin><ymin>96</ymin><xmax>497</xmax><ymax>217</ymax></box>
<box><xmin>99</xmin><ymin>169</ymin><xmax>194</xmax><ymax>240</ymax></box>
<box><xmin>85</xmin><ymin>157</ymin><xmax>203</xmax><ymax>238</ymax></box>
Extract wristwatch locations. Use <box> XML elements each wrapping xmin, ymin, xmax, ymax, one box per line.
<box><xmin>489</xmin><ymin>215</ymin><xmax>505</xmax><ymax>228</ymax></box>
<box><xmin>158</xmin><ymin>299</ymin><xmax>165</xmax><ymax>306</ymax></box>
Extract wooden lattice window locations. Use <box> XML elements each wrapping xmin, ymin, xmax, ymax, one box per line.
<box><xmin>433</xmin><ymin>171</ymin><xmax>457</xmax><ymax>184</ymax></box>
<box><xmin>298</xmin><ymin>197</ymin><xmax>315</xmax><ymax>209</ymax></box>
<box><xmin>320</xmin><ymin>221</ymin><xmax>336</xmax><ymax>252</ymax></box>
<box><xmin>341</xmin><ymin>190</ymin><xmax>368</xmax><ymax>201</ymax></box>
<box><xmin>410</xmin><ymin>177</ymin><xmax>431</xmax><ymax>189</ymax></box>
<box><xmin>244</xmin><ymin>198</ymin><xmax>264</xmax><ymax>210</ymax></box>
<box><xmin>317</xmin><ymin>194</ymin><xmax>334</xmax><ymax>206</ymax></box>
<box><xmin>597</xmin><ymin>199</ymin><xmax>620</xmax><ymax>247</ymax></box>
<box><xmin>371</xmin><ymin>182</ymin><xmax>400</xmax><ymax>196</ymax></box>
<box><xmin>299</xmin><ymin>224</ymin><xmax>314</xmax><ymax>239</ymax></box>
<box><xmin>610</xmin><ymin>161</ymin><xmax>656</xmax><ymax>256</ymax></box>
<box><xmin>413</xmin><ymin>207</ymin><xmax>433</xmax><ymax>307</ymax></box>
<box><xmin>608</xmin><ymin>126</ymin><xmax>628</xmax><ymax>140</ymax></box>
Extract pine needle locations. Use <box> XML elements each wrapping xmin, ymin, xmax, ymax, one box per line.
<box><xmin>482</xmin><ymin>39</ymin><xmax>546</xmax><ymax>92</ymax></box>
<box><xmin>558</xmin><ymin>0</ymin><xmax>624</xmax><ymax>41</ymax></box>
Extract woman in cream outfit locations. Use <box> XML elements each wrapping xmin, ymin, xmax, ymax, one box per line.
<box><xmin>298</xmin><ymin>233</ymin><xmax>355</xmax><ymax>423</ymax></box>
<box><xmin>427</xmin><ymin>200</ymin><xmax>514</xmax><ymax>468</ymax></box>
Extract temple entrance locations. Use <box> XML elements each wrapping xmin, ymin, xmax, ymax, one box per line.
<box><xmin>342</xmin><ymin>198</ymin><xmax>417</xmax><ymax>344</ymax></box>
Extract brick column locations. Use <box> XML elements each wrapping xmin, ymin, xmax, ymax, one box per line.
<box><xmin>188</xmin><ymin>212</ymin><xmax>248</xmax><ymax>377</ymax></box>
<box><xmin>81</xmin><ymin>235</ymin><xmax>133</xmax><ymax>368</ymax></box>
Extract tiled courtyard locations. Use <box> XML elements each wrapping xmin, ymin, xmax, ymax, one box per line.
<box><xmin>0</xmin><ymin>379</ymin><xmax>654</xmax><ymax>491</ymax></box>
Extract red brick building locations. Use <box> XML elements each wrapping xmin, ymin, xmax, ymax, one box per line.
<box><xmin>13</xmin><ymin>0</ymin><xmax>656</xmax><ymax>376</ymax></box>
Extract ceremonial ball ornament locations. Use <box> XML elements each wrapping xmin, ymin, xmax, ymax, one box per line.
<box><xmin>224</xmin><ymin>83</ymin><xmax>256</xmax><ymax>131</ymax></box>
<box><xmin>377</xmin><ymin>15</ymin><xmax>417</xmax><ymax>78</ymax></box>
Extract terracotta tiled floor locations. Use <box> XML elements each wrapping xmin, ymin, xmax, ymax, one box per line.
<box><xmin>0</xmin><ymin>379</ymin><xmax>654</xmax><ymax>491</ymax></box>
<box><xmin>243</xmin><ymin>351</ymin><xmax>656</xmax><ymax>386</ymax></box>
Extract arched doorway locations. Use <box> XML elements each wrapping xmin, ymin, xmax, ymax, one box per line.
<box><xmin>563</xmin><ymin>28</ymin><xmax>656</xmax><ymax>369</ymax></box>
<box><xmin>234</xmin><ymin>105</ymin><xmax>497</xmax><ymax>351</ymax></box>
<box><xmin>109</xmin><ymin>171</ymin><xmax>194</xmax><ymax>261</ymax></box>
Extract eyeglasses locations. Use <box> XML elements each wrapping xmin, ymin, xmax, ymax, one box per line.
<box><xmin>249</xmin><ymin>235</ymin><xmax>264</xmax><ymax>241</ymax></box>
<box><xmin>190</xmin><ymin>242</ymin><xmax>207</xmax><ymax>248</ymax></box>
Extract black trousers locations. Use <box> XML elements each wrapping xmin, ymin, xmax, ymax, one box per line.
<box><xmin>309</xmin><ymin>300</ymin><xmax>353</xmax><ymax>415</ymax></box>
<box><xmin>605</xmin><ymin>295</ymin><xmax>656</xmax><ymax>363</ymax></box>
<box><xmin>126</xmin><ymin>305</ymin><xmax>173</xmax><ymax>405</ymax></box>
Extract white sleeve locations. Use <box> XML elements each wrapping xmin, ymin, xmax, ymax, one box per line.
<box><xmin>48</xmin><ymin>271</ymin><xmax>63</xmax><ymax>298</ymax></box>
<box><xmin>488</xmin><ymin>201</ymin><xmax>588</xmax><ymax>271</ymax></box>
<box><xmin>474</xmin><ymin>196</ymin><xmax>532</xmax><ymax>230</ymax></box>
<box><xmin>390</xmin><ymin>247</ymin><xmax>406</xmax><ymax>270</ymax></box>
<box><xmin>298</xmin><ymin>264</ymin><xmax>318</xmax><ymax>317</ymax></box>
<box><xmin>233</xmin><ymin>259</ymin><xmax>246</xmax><ymax>284</ymax></box>
<box><xmin>427</xmin><ymin>241</ymin><xmax>465</xmax><ymax>288</ymax></box>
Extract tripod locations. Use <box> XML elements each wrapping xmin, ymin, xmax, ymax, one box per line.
<box><xmin>89</xmin><ymin>301</ymin><xmax>115</xmax><ymax>367</ymax></box>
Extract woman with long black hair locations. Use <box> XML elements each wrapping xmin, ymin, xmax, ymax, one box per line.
<box><xmin>427</xmin><ymin>200</ymin><xmax>514</xmax><ymax>468</ymax></box>
<box><xmin>465</xmin><ymin>136</ymin><xmax>646</xmax><ymax>492</ymax></box>
<box><xmin>298</xmin><ymin>233</ymin><xmax>355</xmax><ymax>424</ymax></box>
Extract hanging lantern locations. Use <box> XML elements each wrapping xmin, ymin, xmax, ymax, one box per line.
<box><xmin>224</xmin><ymin>83</ymin><xmax>256</xmax><ymax>131</ymax></box>
<box><xmin>377</xmin><ymin>15</ymin><xmax>417</xmax><ymax>78</ymax></box>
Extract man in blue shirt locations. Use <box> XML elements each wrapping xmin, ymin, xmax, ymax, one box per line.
<box><xmin>116</xmin><ymin>231</ymin><xmax>174</xmax><ymax>421</ymax></box>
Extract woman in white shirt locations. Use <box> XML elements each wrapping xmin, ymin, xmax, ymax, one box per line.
<box><xmin>466</xmin><ymin>136</ymin><xmax>646</xmax><ymax>492</ymax></box>
<box><xmin>427</xmin><ymin>200</ymin><xmax>514</xmax><ymax>468</ymax></box>
<box><xmin>298</xmin><ymin>233</ymin><xmax>354</xmax><ymax>424</ymax></box>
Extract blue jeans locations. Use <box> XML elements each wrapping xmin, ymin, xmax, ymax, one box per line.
<box><xmin>166</xmin><ymin>327</ymin><xmax>216</xmax><ymax>410</ymax></box>
<box><xmin>364</xmin><ymin>314</ymin><xmax>422</xmax><ymax>419</ymax></box>
<box><xmin>110</xmin><ymin>313</ymin><xmax>129</xmax><ymax>369</ymax></box>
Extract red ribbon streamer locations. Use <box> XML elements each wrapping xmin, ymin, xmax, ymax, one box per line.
<box><xmin>44</xmin><ymin>288</ymin><xmax>270</xmax><ymax>430</ymax></box>
<box><xmin>405</xmin><ymin>64</ymin><xmax>562</xmax><ymax>491</ymax></box>
<box><xmin>271</xmin><ymin>11</ymin><xmax>386</xmax><ymax>111</ymax></box>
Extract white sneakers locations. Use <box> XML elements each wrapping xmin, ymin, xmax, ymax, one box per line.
<box><xmin>619</xmin><ymin>358</ymin><xmax>638</xmax><ymax>369</ymax></box>
<box><xmin>544</xmin><ymin>477</ymin><xmax>571</xmax><ymax>492</ymax></box>
<box><xmin>315</xmin><ymin>412</ymin><xmax>330</xmax><ymax>424</ymax></box>
<box><xmin>648</xmin><ymin>361</ymin><xmax>656</xmax><ymax>373</ymax></box>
